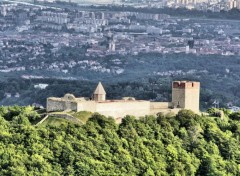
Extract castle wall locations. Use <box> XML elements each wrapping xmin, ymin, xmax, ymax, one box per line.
<box><xmin>95</xmin><ymin>101</ymin><xmax>150</xmax><ymax>119</ymax></box>
<box><xmin>94</xmin><ymin>94</ymin><xmax>106</xmax><ymax>101</ymax></box>
<box><xmin>66</xmin><ymin>101</ymin><xmax>78</xmax><ymax>111</ymax></box>
<box><xmin>150</xmin><ymin>102</ymin><xmax>172</xmax><ymax>109</ymax></box>
<box><xmin>46</xmin><ymin>80</ymin><xmax>201</xmax><ymax>119</ymax></box>
<box><xmin>77</xmin><ymin>101</ymin><xmax>96</xmax><ymax>112</ymax></box>
<box><xmin>47</xmin><ymin>98</ymin><xmax>78</xmax><ymax>112</ymax></box>
<box><xmin>172</xmin><ymin>88</ymin><xmax>185</xmax><ymax>108</ymax></box>
<box><xmin>150</xmin><ymin>102</ymin><xmax>172</xmax><ymax>115</ymax></box>
<box><xmin>185</xmin><ymin>87</ymin><xmax>200</xmax><ymax>113</ymax></box>
<box><xmin>172</xmin><ymin>81</ymin><xmax>200</xmax><ymax>113</ymax></box>
<box><xmin>47</xmin><ymin>98</ymin><xmax>65</xmax><ymax>112</ymax></box>
<box><xmin>150</xmin><ymin>108</ymin><xmax>182</xmax><ymax>115</ymax></box>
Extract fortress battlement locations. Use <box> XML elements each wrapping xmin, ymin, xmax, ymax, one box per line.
<box><xmin>47</xmin><ymin>81</ymin><xmax>201</xmax><ymax>121</ymax></box>
<box><xmin>172</xmin><ymin>81</ymin><xmax>200</xmax><ymax>89</ymax></box>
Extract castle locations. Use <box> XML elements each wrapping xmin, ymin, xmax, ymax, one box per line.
<box><xmin>47</xmin><ymin>81</ymin><xmax>200</xmax><ymax>122</ymax></box>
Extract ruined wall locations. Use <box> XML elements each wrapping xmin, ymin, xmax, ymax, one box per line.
<box><xmin>65</xmin><ymin>101</ymin><xmax>78</xmax><ymax>111</ymax></box>
<box><xmin>95</xmin><ymin>101</ymin><xmax>150</xmax><ymax>119</ymax></box>
<box><xmin>47</xmin><ymin>98</ymin><xmax>78</xmax><ymax>112</ymax></box>
<box><xmin>47</xmin><ymin>98</ymin><xmax>65</xmax><ymax>112</ymax></box>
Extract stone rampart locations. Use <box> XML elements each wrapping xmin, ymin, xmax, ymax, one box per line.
<box><xmin>95</xmin><ymin>100</ymin><xmax>150</xmax><ymax>119</ymax></box>
<box><xmin>77</xmin><ymin>101</ymin><xmax>96</xmax><ymax>112</ymax></box>
<box><xmin>47</xmin><ymin>98</ymin><xmax>78</xmax><ymax>112</ymax></box>
<box><xmin>47</xmin><ymin>98</ymin><xmax>65</xmax><ymax>112</ymax></box>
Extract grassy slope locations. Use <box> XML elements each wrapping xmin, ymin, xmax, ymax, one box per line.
<box><xmin>40</xmin><ymin>111</ymin><xmax>93</xmax><ymax>127</ymax></box>
<box><xmin>70</xmin><ymin>111</ymin><xmax>93</xmax><ymax>123</ymax></box>
<box><xmin>40</xmin><ymin>116</ymin><xmax>71</xmax><ymax>127</ymax></box>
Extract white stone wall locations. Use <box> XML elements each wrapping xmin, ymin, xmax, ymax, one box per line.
<box><xmin>150</xmin><ymin>102</ymin><xmax>171</xmax><ymax>109</ymax></box>
<box><xmin>95</xmin><ymin>101</ymin><xmax>150</xmax><ymax>118</ymax></box>
<box><xmin>172</xmin><ymin>82</ymin><xmax>200</xmax><ymax>113</ymax></box>
<box><xmin>185</xmin><ymin>88</ymin><xmax>200</xmax><ymax>113</ymax></box>
<box><xmin>150</xmin><ymin>102</ymin><xmax>172</xmax><ymax>115</ymax></box>
<box><xmin>77</xmin><ymin>101</ymin><xmax>96</xmax><ymax>112</ymax></box>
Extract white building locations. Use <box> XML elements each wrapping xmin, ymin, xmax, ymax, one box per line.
<box><xmin>38</xmin><ymin>11</ymin><xmax>68</xmax><ymax>24</ymax></box>
<box><xmin>147</xmin><ymin>26</ymin><xmax>163</xmax><ymax>34</ymax></box>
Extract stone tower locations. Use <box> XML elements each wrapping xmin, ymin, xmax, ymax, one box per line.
<box><xmin>172</xmin><ymin>81</ymin><xmax>200</xmax><ymax>113</ymax></box>
<box><xmin>93</xmin><ymin>82</ymin><xmax>106</xmax><ymax>102</ymax></box>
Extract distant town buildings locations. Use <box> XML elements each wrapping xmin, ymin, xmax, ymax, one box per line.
<box><xmin>38</xmin><ymin>11</ymin><xmax>68</xmax><ymax>24</ymax></box>
<box><xmin>0</xmin><ymin>3</ymin><xmax>17</xmax><ymax>16</ymax></box>
<box><xmin>0</xmin><ymin>1</ymin><xmax>239</xmax><ymax>76</ymax></box>
<box><xmin>120</xmin><ymin>0</ymin><xmax>240</xmax><ymax>11</ymax></box>
<box><xmin>33</xmin><ymin>0</ymin><xmax>240</xmax><ymax>11</ymax></box>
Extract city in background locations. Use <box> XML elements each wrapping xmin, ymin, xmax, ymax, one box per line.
<box><xmin>0</xmin><ymin>0</ymin><xmax>240</xmax><ymax>111</ymax></box>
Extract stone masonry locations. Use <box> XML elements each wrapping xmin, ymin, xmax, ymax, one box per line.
<box><xmin>47</xmin><ymin>81</ymin><xmax>200</xmax><ymax>120</ymax></box>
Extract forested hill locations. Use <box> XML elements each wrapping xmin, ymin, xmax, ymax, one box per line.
<box><xmin>0</xmin><ymin>106</ymin><xmax>239</xmax><ymax>175</ymax></box>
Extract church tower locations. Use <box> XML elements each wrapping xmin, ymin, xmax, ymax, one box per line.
<box><xmin>172</xmin><ymin>81</ymin><xmax>200</xmax><ymax>113</ymax></box>
<box><xmin>93</xmin><ymin>82</ymin><xmax>106</xmax><ymax>102</ymax></box>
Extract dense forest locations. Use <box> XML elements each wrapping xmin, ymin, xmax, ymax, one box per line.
<box><xmin>2</xmin><ymin>52</ymin><xmax>240</xmax><ymax>109</ymax></box>
<box><xmin>0</xmin><ymin>106</ymin><xmax>239</xmax><ymax>175</ymax></box>
<box><xmin>0</xmin><ymin>75</ymin><xmax>237</xmax><ymax>110</ymax></box>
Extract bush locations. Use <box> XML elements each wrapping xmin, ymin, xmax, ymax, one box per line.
<box><xmin>229</xmin><ymin>112</ymin><xmax>240</xmax><ymax>120</ymax></box>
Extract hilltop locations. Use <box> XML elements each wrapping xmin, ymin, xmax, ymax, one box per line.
<box><xmin>0</xmin><ymin>105</ymin><xmax>239</xmax><ymax>175</ymax></box>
